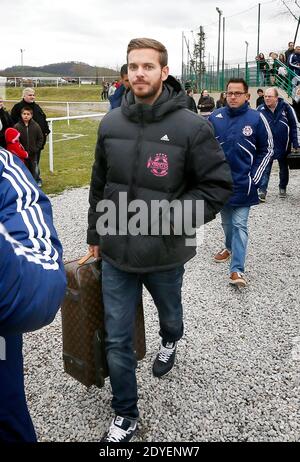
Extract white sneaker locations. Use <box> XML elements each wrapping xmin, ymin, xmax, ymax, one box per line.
<box><xmin>101</xmin><ymin>416</ymin><xmax>137</xmax><ymax>442</ymax></box>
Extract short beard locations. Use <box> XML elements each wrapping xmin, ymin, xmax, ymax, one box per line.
<box><xmin>133</xmin><ymin>82</ymin><xmax>163</xmax><ymax>105</ymax></box>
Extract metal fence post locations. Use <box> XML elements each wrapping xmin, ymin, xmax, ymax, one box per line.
<box><xmin>67</xmin><ymin>102</ymin><xmax>70</xmax><ymax>126</ymax></box>
<box><xmin>46</xmin><ymin>113</ymin><xmax>105</xmax><ymax>173</ymax></box>
<box><xmin>49</xmin><ymin>120</ymin><xmax>54</xmax><ymax>173</ymax></box>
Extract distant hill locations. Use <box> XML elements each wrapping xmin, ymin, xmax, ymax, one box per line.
<box><xmin>0</xmin><ymin>61</ymin><xmax>119</xmax><ymax>77</ymax></box>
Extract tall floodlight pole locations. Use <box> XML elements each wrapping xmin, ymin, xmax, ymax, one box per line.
<box><xmin>222</xmin><ymin>16</ymin><xmax>225</xmax><ymax>89</ymax></box>
<box><xmin>245</xmin><ymin>40</ymin><xmax>249</xmax><ymax>81</ymax></box>
<box><xmin>294</xmin><ymin>17</ymin><xmax>300</xmax><ymax>44</ymax></box>
<box><xmin>181</xmin><ymin>31</ymin><xmax>185</xmax><ymax>82</ymax></box>
<box><xmin>20</xmin><ymin>48</ymin><xmax>25</xmax><ymax>67</ymax></box>
<box><xmin>257</xmin><ymin>3</ymin><xmax>261</xmax><ymax>56</ymax></box>
<box><xmin>199</xmin><ymin>25</ymin><xmax>203</xmax><ymax>91</ymax></box>
<box><xmin>245</xmin><ymin>41</ymin><xmax>249</xmax><ymax>64</ymax></box>
<box><xmin>216</xmin><ymin>7</ymin><xmax>222</xmax><ymax>89</ymax></box>
<box><xmin>187</xmin><ymin>38</ymin><xmax>190</xmax><ymax>78</ymax></box>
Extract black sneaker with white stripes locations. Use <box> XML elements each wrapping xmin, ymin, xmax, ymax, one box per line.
<box><xmin>152</xmin><ymin>339</ymin><xmax>177</xmax><ymax>378</ymax></box>
<box><xmin>101</xmin><ymin>416</ymin><xmax>137</xmax><ymax>442</ymax></box>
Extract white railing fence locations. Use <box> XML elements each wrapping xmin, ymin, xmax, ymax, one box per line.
<box><xmin>5</xmin><ymin>76</ymin><xmax>119</xmax><ymax>87</ymax></box>
<box><xmin>3</xmin><ymin>100</ymin><xmax>109</xmax><ymax>125</ymax></box>
<box><xmin>46</xmin><ymin>113</ymin><xmax>106</xmax><ymax>172</ymax></box>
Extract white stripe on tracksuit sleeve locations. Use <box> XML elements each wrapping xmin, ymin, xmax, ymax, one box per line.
<box><xmin>253</xmin><ymin>113</ymin><xmax>274</xmax><ymax>185</ymax></box>
<box><xmin>0</xmin><ymin>148</ymin><xmax>66</xmax><ymax>336</ymax></box>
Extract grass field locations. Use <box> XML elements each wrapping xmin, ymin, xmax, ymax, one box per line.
<box><xmin>39</xmin><ymin>118</ymin><xmax>99</xmax><ymax>195</ymax></box>
<box><xmin>3</xmin><ymin>86</ymin><xmax>105</xmax><ymax>195</ymax></box>
<box><xmin>6</xmin><ymin>85</ymin><xmax>104</xmax><ymax>102</ymax></box>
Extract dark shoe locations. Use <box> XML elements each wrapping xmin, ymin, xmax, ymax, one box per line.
<box><xmin>101</xmin><ymin>416</ymin><xmax>137</xmax><ymax>442</ymax></box>
<box><xmin>229</xmin><ymin>272</ymin><xmax>247</xmax><ymax>288</ymax></box>
<box><xmin>279</xmin><ymin>188</ymin><xmax>286</xmax><ymax>198</ymax></box>
<box><xmin>258</xmin><ymin>190</ymin><xmax>266</xmax><ymax>202</ymax></box>
<box><xmin>152</xmin><ymin>340</ymin><xmax>177</xmax><ymax>378</ymax></box>
<box><xmin>214</xmin><ymin>248</ymin><xmax>231</xmax><ymax>262</ymax></box>
<box><xmin>37</xmin><ymin>180</ymin><xmax>43</xmax><ymax>188</ymax></box>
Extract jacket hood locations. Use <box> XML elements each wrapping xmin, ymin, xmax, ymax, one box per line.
<box><xmin>121</xmin><ymin>75</ymin><xmax>187</xmax><ymax>123</ymax></box>
<box><xmin>5</xmin><ymin>127</ymin><xmax>20</xmax><ymax>143</ymax></box>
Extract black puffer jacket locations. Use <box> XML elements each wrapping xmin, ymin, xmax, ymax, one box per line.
<box><xmin>185</xmin><ymin>94</ymin><xmax>198</xmax><ymax>113</ymax></box>
<box><xmin>88</xmin><ymin>76</ymin><xmax>233</xmax><ymax>273</ymax></box>
<box><xmin>0</xmin><ymin>108</ymin><xmax>13</xmax><ymax>148</ymax></box>
<box><xmin>197</xmin><ymin>95</ymin><xmax>215</xmax><ymax>114</ymax></box>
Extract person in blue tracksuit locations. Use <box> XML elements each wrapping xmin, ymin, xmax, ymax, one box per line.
<box><xmin>257</xmin><ymin>88</ymin><xmax>299</xmax><ymax>200</ymax></box>
<box><xmin>108</xmin><ymin>64</ymin><xmax>130</xmax><ymax>110</ymax></box>
<box><xmin>288</xmin><ymin>46</ymin><xmax>300</xmax><ymax>76</ymax></box>
<box><xmin>208</xmin><ymin>78</ymin><xmax>273</xmax><ymax>288</ymax></box>
<box><xmin>0</xmin><ymin>147</ymin><xmax>66</xmax><ymax>441</ymax></box>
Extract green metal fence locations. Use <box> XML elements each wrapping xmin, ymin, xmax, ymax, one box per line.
<box><xmin>271</xmin><ymin>60</ymin><xmax>296</xmax><ymax>97</ymax></box>
<box><xmin>184</xmin><ymin>60</ymin><xmax>299</xmax><ymax>96</ymax></box>
<box><xmin>184</xmin><ymin>64</ymin><xmax>248</xmax><ymax>92</ymax></box>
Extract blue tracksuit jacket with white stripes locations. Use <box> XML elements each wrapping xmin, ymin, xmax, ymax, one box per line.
<box><xmin>208</xmin><ymin>102</ymin><xmax>273</xmax><ymax>207</ymax></box>
<box><xmin>0</xmin><ymin>148</ymin><xmax>66</xmax><ymax>441</ymax></box>
<box><xmin>289</xmin><ymin>52</ymin><xmax>300</xmax><ymax>75</ymax></box>
<box><xmin>257</xmin><ymin>98</ymin><xmax>299</xmax><ymax>159</ymax></box>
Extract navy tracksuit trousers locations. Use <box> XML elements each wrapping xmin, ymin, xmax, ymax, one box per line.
<box><xmin>0</xmin><ymin>335</ymin><xmax>36</xmax><ymax>442</ymax></box>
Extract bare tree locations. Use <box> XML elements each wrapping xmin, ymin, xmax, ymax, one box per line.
<box><xmin>190</xmin><ymin>27</ymin><xmax>206</xmax><ymax>90</ymax></box>
<box><xmin>280</xmin><ymin>0</ymin><xmax>298</xmax><ymax>19</ymax></box>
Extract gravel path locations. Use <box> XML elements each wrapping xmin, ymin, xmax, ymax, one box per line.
<box><xmin>23</xmin><ymin>170</ymin><xmax>300</xmax><ymax>442</ymax></box>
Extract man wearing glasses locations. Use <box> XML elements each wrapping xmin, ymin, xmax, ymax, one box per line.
<box><xmin>208</xmin><ymin>78</ymin><xmax>273</xmax><ymax>288</ymax></box>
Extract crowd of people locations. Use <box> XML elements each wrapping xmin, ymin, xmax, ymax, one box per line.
<box><xmin>1</xmin><ymin>36</ymin><xmax>299</xmax><ymax>444</ymax></box>
<box><xmin>0</xmin><ymin>88</ymin><xmax>50</xmax><ymax>187</ymax></box>
<box><xmin>182</xmin><ymin>87</ymin><xmax>226</xmax><ymax>117</ymax></box>
<box><xmin>184</xmin><ymin>82</ymin><xmax>299</xmax><ymax>206</ymax></box>
<box><xmin>87</xmin><ymin>38</ymin><xmax>298</xmax><ymax>442</ymax></box>
<box><xmin>100</xmin><ymin>74</ymin><xmax>130</xmax><ymax>104</ymax></box>
<box><xmin>254</xmin><ymin>41</ymin><xmax>300</xmax><ymax>86</ymax></box>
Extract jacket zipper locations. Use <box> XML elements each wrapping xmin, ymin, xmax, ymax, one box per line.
<box><xmin>123</xmin><ymin>111</ymin><xmax>144</xmax><ymax>264</ymax></box>
<box><xmin>26</xmin><ymin>125</ymin><xmax>29</xmax><ymax>152</ymax></box>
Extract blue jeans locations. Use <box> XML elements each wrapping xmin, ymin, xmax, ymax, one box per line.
<box><xmin>259</xmin><ymin>71</ymin><xmax>266</xmax><ymax>86</ymax></box>
<box><xmin>102</xmin><ymin>260</ymin><xmax>185</xmax><ymax>419</ymax></box>
<box><xmin>259</xmin><ymin>158</ymin><xmax>289</xmax><ymax>193</ymax></box>
<box><xmin>220</xmin><ymin>205</ymin><xmax>250</xmax><ymax>274</ymax></box>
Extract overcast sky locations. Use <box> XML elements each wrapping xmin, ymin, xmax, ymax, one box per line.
<box><xmin>1</xmin><ymin>0</ymin><xmax>299</xmax><ymax>75</ymax></box>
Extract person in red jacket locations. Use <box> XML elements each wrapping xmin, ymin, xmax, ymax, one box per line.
<box><xmin>4</xmin><ymin>127</ymin><xmax>28</xmax><ymax>163</ymax></box>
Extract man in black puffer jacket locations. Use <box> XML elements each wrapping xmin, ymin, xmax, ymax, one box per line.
<box><xmin>87</xmin><ymin>37</ymin><xmax>233</xmax><ymax>442</ymax></box>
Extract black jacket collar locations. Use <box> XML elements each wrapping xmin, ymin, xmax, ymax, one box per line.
<box><xmin>121</xmin><ymin>75</ymin><xmax>187</xmax><ymax>123</ymax></box>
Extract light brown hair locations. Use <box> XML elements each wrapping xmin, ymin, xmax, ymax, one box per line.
<box><xmin>127</xmin><ymin>38</ymin><xmax>168</xmax><ymax>67</ymax></box>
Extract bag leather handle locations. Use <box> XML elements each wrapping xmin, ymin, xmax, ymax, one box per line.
<box><xmin>78</xmin><ymin>252</ymin><xmax>94</xmax><ymax>266</ymax></box>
